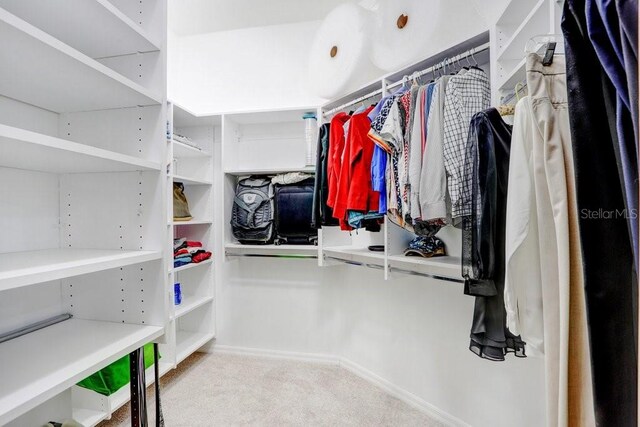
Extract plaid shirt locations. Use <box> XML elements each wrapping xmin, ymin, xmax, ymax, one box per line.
<box><xmin>442</xmin><ymin>68</ymin><xmax>490</xmax><ymax>220</ymax></box>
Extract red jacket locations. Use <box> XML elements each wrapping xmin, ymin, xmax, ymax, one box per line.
<box><xmin>332</xmin><ymin>107</ymin><xmax>377</xmax><ymax>229</ymax></box>
<box><xmin>326</xmin><ymin>112</ymin><xmax>350</xmax><ymax>209</ymax></box>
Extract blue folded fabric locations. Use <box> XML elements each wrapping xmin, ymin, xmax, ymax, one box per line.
<box><xmin>174</xmin><ymin>257</ymin><xmax>192</xmax><ymax>268</ymax></box>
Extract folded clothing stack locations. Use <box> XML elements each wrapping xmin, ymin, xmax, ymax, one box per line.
<box><xmin>173</xmin><ymin>238</ymin><xmax>212</xmax><ymax>268</ymax></box>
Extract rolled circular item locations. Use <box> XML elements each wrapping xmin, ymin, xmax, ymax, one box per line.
<box><xmin>307</xmin><ymin>3</ymin><xmax>377</xmax><ymax>99</ymax></box>
<box><xmin>370</xmin><ymin>0</ymin><xmax>444</xmax><ymax>72</ymax></box>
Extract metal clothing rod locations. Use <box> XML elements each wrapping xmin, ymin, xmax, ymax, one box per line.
<box><xmin>501</xmin><ymin>81</ymin><xmax>528</xmax><ymax>104</ymax></box>
<box><xmin>386</xmin><ymin>42</ymin><xmax>491</xmax><ymax>91</ymax></box>
<box><xmin>225</xmin><ymin>252</ymin><xmax>318</xmax><ymax>259</ymax></box>
<box><xmin>324</xmin><ymin>42</ymin><xmax>490</xmax><ymax>116</ymax></box>
<box><xmin>324</xmin><ymin>88</ymin><xmax>384</xmax><ymax>116</ymax></box>
<box><xmin>0</xmin><ymin>313</ymin><xmax>72</xmax><ymax>344</ymax></box>
<box><xmin>389</xmin><ymin>267</ymin><xmax>465</xmax><ymax>284</ymax></box>
<box><xmin>325</xmin><ymin>256</ymin><xmax>385</xmax><ymax>271</ymax></box>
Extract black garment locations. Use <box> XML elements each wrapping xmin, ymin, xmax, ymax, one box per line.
<box><xmin>462</xmin><ymin>108</ymin><xmax>525</xmax><ymax>361</ymax></box>
<box><xmin>617</xmin><ymin>0</ymin><xmax>639</xmax><ymax>144</ymax></box>
<box><xmin>562</xmin><ymin>1</ymin><xmax>637</xmax><ymax>425</ymax></box>
<box><xmin>311</xmin><ymin>123</ymin><xmax>338</xmax><ymax>228</ymax></box>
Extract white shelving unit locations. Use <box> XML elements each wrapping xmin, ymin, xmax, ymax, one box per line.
<box><xmin>0</xmin><ymin>1</ymin><xmax>169</xmax><ymax>425</ymax></box>
<box><xmin>491</xmin><ymin>0</ymin><xmax>564</xmax><ymax>103</ymax></box>
<box><xmin>221</xmin><ymin>107</ymin><xmax>320</xmax><ymax>258</ymax></box>
<box><xmin>0</xmin><ymin>319</ymin><xmax>163</xmax><ymax>425</ymax></box>
<box><xmin>168</xmin><ymin>102</ymin><xmax>218</xmax><ymax>368</ymax></box>
<box><xmin>176</xmin><ymin>329</ymin><xmax>217</xmax><ymax>364</ymax></box>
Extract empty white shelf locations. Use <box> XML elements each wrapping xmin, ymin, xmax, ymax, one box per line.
<box><xmin>72</xmin><ymin>408</ymin><xmax>108</xmax><ymax>427</ymax></box>
<box><xmin>496</xmin><ymin>0</ymin><xmax>541</xmax><ymax>28</ymax></box>
<box><xmin>0</xmin><ymin>124</ymin><xmax>161</xmax><ymax>174</ymax></box>
<box><xmin>0</xmin><ymin>318</ymin><xmax>163</xmax><ymax>425</ymax></box>
<box><xmin>224</xmin><ymin>167</ymin><xmax>315</xmax><ymax>176</ymax></box>
<box><xmin>387</xmin><ymin>255</ymin><xmax>461</xmax><ymax>280</ymax></box>
<box><xmin>172</xmin><ymin>103</ymin><xmax>221</xmax><ymax>127</ymax></box>
<box><xmin>0</xmin><ymin>248</ymin><xmax>162</xmax><ymax>292</ymax></box>
<box><xmin>225</xmin><ymin>107</ymin><xmax>318</xmax><ymax>125</ymax></box>
<box><xmin>497</xmin><ymin>57</ymin><xmax>527</xmax><ymax>93</ymax></box>
<box><xmin>172</xmin><ymin>140</ymin><xmax>210</xmax><ymax>159</ymax></box>
<box><xmin>0</xmin><ymin>7</ymin><xmax>161</xmax><ymax>113</ymax></box>
<box><xmin>0</xmin><ymin>0</ymin><xmax>160</xmax><ymax>59</ymax></box>
<box><xmin>225</xmin><ymin>243</ymin><xmax>318</xmax><ymax>257</ymax></box>
<box><xmin>171</xmin><ymin>258</ymin><xmax>213</xmax><ymax>273</ymax></box>
<box><xmin>173</xmin><ymin>175</ymin><xmax>212</xmax><ymax>186</ymax></box>
<box><xmin>323</xmin><ymin>246</ymin><xmax>385</xmax><ymax>267</ymax></box>
<box><xmin>176</xmin><ymin>330</ymin><xmax>215</xmax><ymax>364</ymax></box>
<box><xmin>173</xmin><ymin>295</ymin><xmax>214</xmax><ymax>320</ymax></box>
<box><xmin>496</xmin><ymin>0</ymin><xmax>548</xmax><ymax>62</ymax></box>
<box><xmin>172</xmin><ymin>219</ymin><xmax>213</xmax><ymax>226</ymax></box>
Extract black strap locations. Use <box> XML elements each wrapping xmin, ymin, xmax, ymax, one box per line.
<box><xmin>129</xmin><ymin>347</ymin><xmax>148</xmax><ymax>427</ymax></box>
<box><xmin>154</xmin><ymin>343</ymin><xmax>164</xmax><ymax>427</ymax></box>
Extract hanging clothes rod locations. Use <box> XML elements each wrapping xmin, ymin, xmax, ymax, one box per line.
<box><xmin>501</xmin><ymin>81</ymin><xmax>528</xmax><ymax>104</ymax></box>
<box><xmin>324</xmin><ymin>89</ymin><xmax>385</xmax><ymax>116</ymax></box>
<box><xmin>386</xmin><ymin>42</ymin><xmax>490</xmax><ymax>91</ymax></box>
<box><xmin>388</xmin><ymin>267</ymin><xmax>465</xmax><ymax>284</ymax></box>
<box><xmin>225</xmin><ymin>252</ymin><xmax>318</xmax><ymax>260</ymax></box>
<box><xmin>324</xmin><ymin>255</ymin><xmax>385</xmax><ymax>271</ymax></box>
<box><xmin>324</xmin><ymin>42</ymin><xmax>491</xmax><ymax>116</ymax></box>
<box><xmin>0</xmin><ymin>313</ymin><xmax>72</xmax><ymax>344</ymax></box>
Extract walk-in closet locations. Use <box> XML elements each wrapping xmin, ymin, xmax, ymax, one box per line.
<box><xmin>0</xmin><ymin>0</ymin><xmax>637</xmax><ymax>426</ymax></box>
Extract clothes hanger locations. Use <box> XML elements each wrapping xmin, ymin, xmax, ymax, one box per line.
<box><xmin>469</xmin><ymin>49</ymin><xmax>483</xmax><ymax>70</ymax></box>
<box><xmin>464</xmin><ymin>54</ymin><xmax>472</xmax><ymax>70</ymax></box>
<box><xmin>525</xmin><ymin>34</ymin><xmax>565</xmax><ymax>65</ymax></box>
<box><xmin>514</xmin><ymin>82</ymin><xmax>527</xmax><ymax>102</ymax></box>
<box><xmin>413</xmin><ymin>71</ymin><xmax>423</xmax><ymax>86</ymax></box>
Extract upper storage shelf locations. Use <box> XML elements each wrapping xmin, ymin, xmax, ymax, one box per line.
<box><xmin>0</xmin><ymin>7</ymin><xmax>162</xmax><ymax>113</ymax></box>
<box><xmin>0</xmin><ymin>124</ymin><xmax>161</xmax><ymax>173</ymax></box>
<box><xmin>496</xmin><ymin>0</ymin><xmax>548</xmax><ymax>62</ymax></box>
<box><xmin>225</xmin><ymin>107</ymin><xmax>318</xmax><ymax>125</ymax></box>
<box><xmin>173</xmin><ymin>141</ymin><xmax>211</xmax><ymax>159</ymax></box>
<box><xmin>173</xmin><ymin>104</ymin><xmax>221</xmax><ymax>128</ymax></box>
<box><xmin>0</xmin><ymin>318</ymin><xmax>163</xmax><ymax>425</ymax></box>
<box><xmin>0</xmin><ymin>0</ymin><xmax>160</xmax><ymax>59</ymax></box>
<box><xmin>224</xmin><ymin>167</ymin><xmax>316</xmax><ymax>176</ymax></box>
<box><xmin>0</xmin><ymin>248</ymin><xmax>161</xmax><ymax>292</ymax></box>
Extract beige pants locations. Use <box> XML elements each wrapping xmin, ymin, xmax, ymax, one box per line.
<box><xmin>527</xmin><ymin>53</ymin><xmax>595</xmax><ymax>427</ymax></box>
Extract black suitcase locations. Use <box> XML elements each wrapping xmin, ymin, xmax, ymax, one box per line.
<box><xmin>274</xmin><ymin>178</ymin><xmax>318</xmax><ymax>245</ymax></box>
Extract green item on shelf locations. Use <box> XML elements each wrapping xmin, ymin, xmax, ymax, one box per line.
<box><xmin>76</xmin><ymin>343</ymin><xmax>157</xmax><ymax>396</ymax></box>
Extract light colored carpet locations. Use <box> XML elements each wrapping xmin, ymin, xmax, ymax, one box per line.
<box><xmin>99</xmin><ymin>352</ymin><xmax>445</xmax><ymax>427</ymax></box>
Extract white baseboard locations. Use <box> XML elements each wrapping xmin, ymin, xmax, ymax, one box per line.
<box><xmin>337</xmin><ymin>358</ymin><xmax>471</xmax><ymax>427</ymax></box>
<box><xmin>211</xmin><ymin>344</ymin><xmax>469</xmax><ymax>427</ymax></box>
<box><xmin>212</xmin><ymin>344</ymin><xmax>338</xmax><ymax>365</ymax></box>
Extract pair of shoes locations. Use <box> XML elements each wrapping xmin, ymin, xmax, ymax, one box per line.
<box><xmin>404</xmin><ymin>236</ymin><xmax>446</xmax><ymax>258</ymax></box>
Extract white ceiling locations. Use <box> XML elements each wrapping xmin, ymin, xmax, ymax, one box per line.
<box><xmin>168</xmin><ymin>0</ymin><xmax>349</xmax><ymax>36</ymax></box>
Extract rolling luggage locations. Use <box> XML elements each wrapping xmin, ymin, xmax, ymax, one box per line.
<box><xmin>274</xmin><ymin>178</ymin><xmax>318</xmax><ymax>245</ymax></box>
